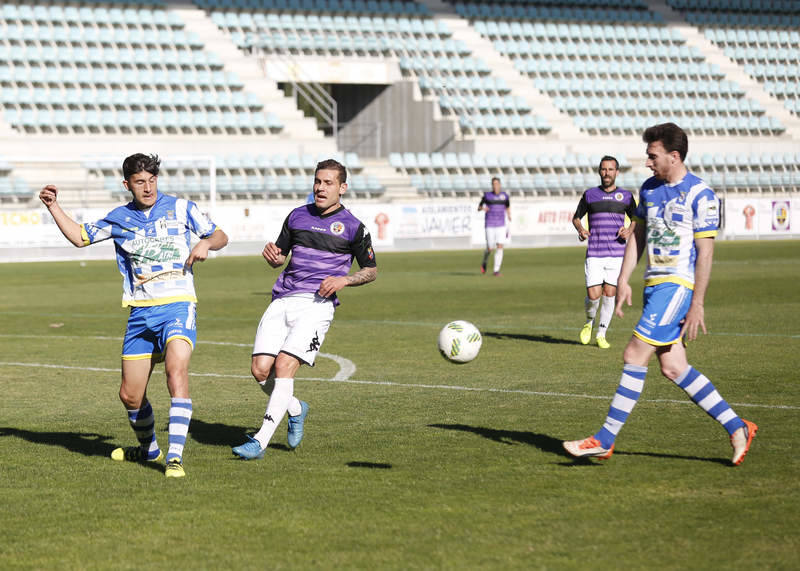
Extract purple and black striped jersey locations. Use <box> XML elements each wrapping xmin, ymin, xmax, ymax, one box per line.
<box><xmin>574</xmin><ymin>187</ymin><xmax>636</xmax><ymax>258</ymax></box>
<box><xmin>271</xmin><ymin>204</ymin><xmax>376</xmax><ymax>304</ymax></box>
<box><xmin>478</xmin><ymin>191</ymin><xmax>510</xmax><ymax>228</ymax></box>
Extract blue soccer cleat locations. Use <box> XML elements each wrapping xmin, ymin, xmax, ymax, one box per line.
<box><xmin>287</xmin><ymin>401</ymin><xmax>309</xmax><ymax>449</ymax></box>
<box><xmin>232</xmin><ymin>435</ymin><xmax>266</xmax><ymax>460</ymax></box>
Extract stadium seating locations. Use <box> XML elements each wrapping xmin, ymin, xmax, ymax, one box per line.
<box><xmin>199</xmin><ymin>0</ymin><xmax>552</xmax><ymax>135</ymax></box>
<box><xmin>697</xmin><ymin>25</ymin><xmax>800</xmax><ymax>118</ymax></box>
<box><xmin>391</xmin><ymin>151</ymin><xmax>637</xmax><ymax>197</ymax></box>
<box><xmin>467</xmin><ymin>14</ymin><xmax>784</xmax><ymax>136</ymax></box>
<box><xmin>0</xmin><ymin>3</ymin><xmax>282</xmax><ymax>135</ymax></box>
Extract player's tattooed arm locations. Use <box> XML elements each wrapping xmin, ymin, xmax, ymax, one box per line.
<box><xmin>318</xmin><ymin>266</ymin><xmax>377</xmax><ymax>297</ymax></box>
<box><xmin>345</xmin><ymin>266</ymin><xmax>377</xmax><ymax>286</ymax></box>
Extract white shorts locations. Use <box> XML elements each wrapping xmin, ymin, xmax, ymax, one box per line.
<box><xmin>252</xmin><ymin>293</ymin><xmax>335</xmax><ymax>366</ymax></box>
<box><xmin>485</xmin><ymin>225</ymin><xmax>508</xmax><ymax>247</ymax></box>
<box><xmin>585</xmin><ymin>256</ymin><xmax>623</xmax><ymax>288</ymax></box>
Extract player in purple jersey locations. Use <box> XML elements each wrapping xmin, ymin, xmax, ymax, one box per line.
<box><xmin>564</xmin><ymin>123</ymin><xmax>756</xmax><ymax>465</ymax></box>
<box><xmin>39</xmin><ymin>153</ymin><xmax>228</xmax><ymax>478</ymax></box>
<box><xmin>232</xmin><ymin>159</ymin><xmax>377</xmax><ymax>460</ymax></box>
<box><xmin>572</xmin><ymin>156</ymin><xmax>636</xmax><ymax>349</ymax></box>
<box><xmin>478</xmin><ymin>177</ymin><xmax>511</xmax><ymax>276</ymax></box>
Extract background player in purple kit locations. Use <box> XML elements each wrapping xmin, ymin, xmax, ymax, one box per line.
<box><xmin>478</xmin><ymin>177</ymin><xmax>511</xmax><ymax>276</ymax></box>
<box><xmin>232</xmin><ymin>159</ymin><xmax>378</xmax><ymax>460</ymax></box>
<box><xmin>572</xmin><ymin>156</ymin><xmax>636</xmax><ymax>349</ymax></box>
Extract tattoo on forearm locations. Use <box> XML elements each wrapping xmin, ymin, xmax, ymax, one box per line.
<box><xmin>345</xmin><ymin>267</ymin><xmax>377</xmax><ymax>286</ymax></box>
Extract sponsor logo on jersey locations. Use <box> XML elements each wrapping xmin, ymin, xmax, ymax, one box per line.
<box><xmin>311</xmin><ymin>225</ymin><xmax>326</xmax><ymax>232</ymax></box>
<box><xmin>330</xmin><ymin>221</ymin><xmax>345</xmax><ymax>235</ymax></box>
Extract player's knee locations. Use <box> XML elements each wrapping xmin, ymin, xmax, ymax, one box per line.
<box><xmin>118</xmin><ymin>386</ymin><xmax>140</xmax><ymax>408</ymax></box>
<box><xmin>251</xmin><ymin>362</ymin><xmax>272</xmax><ymax>382</ymax></box>
<box><xmin>274</xmin><ymin>353</ymin><xmax>301</xmax><ymax>378</ymax></box>
<box><xmin>660</xmin><ymin>363</ymin><xmax>682</xmax><ymax>381</ymax></box>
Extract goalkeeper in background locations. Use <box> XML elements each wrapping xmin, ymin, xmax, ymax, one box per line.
<box><xmin>39</xmin><ymin>153</ymin><xmax>228</xmax><ymax>478</ymax></box>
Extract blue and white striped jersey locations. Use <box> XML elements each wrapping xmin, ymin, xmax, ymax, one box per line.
<box><xmin>633</xmin><ymin>172</ymin><xmax>719</xmax><ymax>290</ymax></box>
<box><xmin>80</xmin><ymin>193</ymin><xmax>217</xmax><ymax>307</ymax></box>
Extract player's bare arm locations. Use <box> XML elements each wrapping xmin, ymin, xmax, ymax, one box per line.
<box><xmin>39</xmin><ymin>184</ymin><xmax>85</xmax><ymax>247</ymax></box>
<box><xmin>615</xmin><ymin>221</ymin><xmax>643</xmax><ymax>318</ymax></box>
<box><xmin>572</xmin><ymin>217</ymin><xmax>590</xmax><ymax>241</ymax></box>
<box><xmin>617</xmin><ymin>225</ymin><xmax>632</xmax><ymax>241</ymax></box>
<box><xmin>318</xmin><ymin>266</ymin><xmax>377</xmax><ymax>298</ymax></box>
<box><xmin>185</xmin><ymin>228</ymin><xmax>229</xmax><ymax>268</ymax></box>
<box><xmin>680</xmin><ymin>236</ymin><xmax>714</xmax><ymax>342</ymax></box>
<box><xmin>262</xmin><ymin>242</ymin><xmax>286</xmax><ymax>268</ymax></box>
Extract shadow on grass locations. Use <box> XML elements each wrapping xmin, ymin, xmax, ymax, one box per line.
<box><xmin>347</xmin><ymin>461</ymin><xmax>393</xmax><ymax>469</ymax></box>
<box><xmin>429</xmin><ymin>423</ymin><xmax>730</xmax><ymax>466</ymax></box>
<box><xmin>482</xmin><ymin>331</ymin><xmax>582</xmax><ymax>346</ymax></box>
<box><xmin>0</xmin><ymin>426</ymin><xmax>163</xmax><ymax>473</ymax></box>
<box><xmin>429</xmin><ymin>423</ymin><xmax>565</xmax><ymax>456</ymax></box>
<box><xmin>614</xmin><ymin>450</ymin><xmax>730</xmax><ymax>466</ymax></box>
<box><xmin>190</xmin><ymin>418</ymin><xmax>292</xmax><ymax>452</ymax></box>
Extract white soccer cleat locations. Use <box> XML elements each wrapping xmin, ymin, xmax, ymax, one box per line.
<box><xmin>730</xmin><ymin>419</ymin><xmax>758</xmax><ymax>466</ymax></box>
<box><xmin>563</xmin><ymin>436</ymin><xmax>615</xmax><ymax>460</ymax></box>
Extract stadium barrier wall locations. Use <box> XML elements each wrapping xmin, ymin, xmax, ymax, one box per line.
<box><xmin>0</xmin><ymin>197</ymin><xmax>797</xmax><ymax>263</ymax></box>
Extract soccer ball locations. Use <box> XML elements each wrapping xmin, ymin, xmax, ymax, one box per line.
<box><xmin>438</xmin><ymin>320</ymin><xmax>482</xmax><ymax>364</ymax></box>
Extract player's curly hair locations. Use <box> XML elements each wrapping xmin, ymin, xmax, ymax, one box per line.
<box><xmin>315</xmin><ymin>159</ymin><xmax>347</xmax><ymax>184</ymax></box>
<box><xmin>122</xmin><ymin>153</ymin><xmax>161</xmax><ymax>181</ymax></box>
<box><xmin>642</xmin><ymin>123</ymin><xmax>688</xmax><ymax>162</ymax></box>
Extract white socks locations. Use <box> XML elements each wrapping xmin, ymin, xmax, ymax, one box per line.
<box><xmin>596</xmin><ymin>295</ymin><xmax>615</xmax><ymax>337</ymax></box>
<box><xmin>584</xmin><ymin>296</ymin><xmax>599</xmax><ymax>322</ymax></box>
<box><xmin>493</xmin><ymin>249</ymin><xmax>504</xmax><ymax>273</ymax></box>
<box><xmin>253</xmin><ymin>377</ymin><xmax>294</xmax><ymax>449</ymax></box>
<box><xmin>259</xmin><ymin>378</ymin><xmax>302</xmax><ymax>417</ymax></box>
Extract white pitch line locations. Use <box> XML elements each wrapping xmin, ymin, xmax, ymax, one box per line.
<box><xmin>0</xmin><ymin>360</ymin><xmax>797</xmax><ymax>411</ymax></box>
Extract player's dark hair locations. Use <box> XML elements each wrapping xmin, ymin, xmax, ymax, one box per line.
<box><xmin>491</xmin><ymin>177</ymin><xmax>501</xmax><ymax>184</ymax></box>
<box><xmin>122</xmin><ymin>153</ymin><xmax>161</xmax><ymax>181</ymax></box>
<box><xmin>599</xmin><ymin>155</ymin><xmax>619</xmax><ymax>169</ymax></box>
<box><xmin>642</xmin><ymin>122</ymin><xmax>688</xmax><ymax>162</ymax></box>
<box><xmin>315</xmin><ymin>159</ymin><xmax>347</xmax><ymax>184</ymax></box>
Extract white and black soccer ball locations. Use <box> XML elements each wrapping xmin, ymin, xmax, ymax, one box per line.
<box><xmin>438</xmin><ymin>320</ymin><xmax>482</xmax><ymax>364</ymax></box>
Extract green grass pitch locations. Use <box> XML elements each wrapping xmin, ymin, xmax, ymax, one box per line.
<box><xmin>0</xmin><ymin>241</ymin><xmax>798</xmax><ymax>569</ymax></box>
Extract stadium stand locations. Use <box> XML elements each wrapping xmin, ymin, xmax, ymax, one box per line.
<box><xmin>199</xmin><ymin>0</ymin><xmax>553</xmax><ymax>136</ymax></box>
<box><xmin>0</xmin><ymin>0</ymin><xmax>797</xmax><ymax>216</ymax></box>
<box><xmin>0</xmin><ymin>3</ymin><xmax>290</xmax><ymax>135</ymax></box>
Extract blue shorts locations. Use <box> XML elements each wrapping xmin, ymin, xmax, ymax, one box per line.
<box><xmin>633</xmin><ymin>283</ymin><xmax>693</xmax><ymax>346</ymax></box>
<box><xmin>122</xmin><ymin>302</ymin><xmax>197</xmax><ymax>362</ymax></box>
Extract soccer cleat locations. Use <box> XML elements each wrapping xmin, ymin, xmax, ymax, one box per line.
<box><xmin>287</xmin><ymin>401</ymin><xmax>309</xmax><ymax>449</ymax></box>
<box><xmin>579</xmin><ymin>322</ymin><xmax>593</xmax><ymax>345</ymax></box>
<box><xmin>563</xmin><ymin>436</ymin><xmax>615</xmax><ymax>460</ymax></box>
<box><xmin>480</xmin><ymin>263</ymin><xmax>486</xmax><ymax>274</ymax></box>
<box><xmin>596</xmin><ymin>336</ymin><xmax>611</xmax><ymax>349</ymax></box>
<box><xmin>493</xmin><ymin>271</ymin><xmax>501</xmax><ymax>277</ymax></box>
<box><xmin>165</xmin><ymin>458</ymin><xmax>185</xmax><ymax>478</ymax></box>
<box><xmin>232</xmin><ymin>435</ymin><xmax>266</xmax><ymax>460</ymax></box>
<box><xmin>730</xmin><ymin>419</ymin><xmax>758</xmax><ymax>466</ymax></box>
<box><xmin>111</xmin><ymin>446</ymin><xmax>163</xmax><ymax>463</ymax></box>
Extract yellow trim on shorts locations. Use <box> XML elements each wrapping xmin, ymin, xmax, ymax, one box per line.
<box><xmin>166</xmin><ymin>335</ymin><xmax>194</xmax><ymax>350</ymax></box>
<box><xmin>122</xmin><ymin>353</ymin><xmax>158</xmax><ymax>361</ymax></box>
<box><xmin>122</xmin><ymin>295</ymin><xmax>198</xmax><ymax>308</ymax></box>
<box><xmin>643</xmin><ymin>276</ymin><xmax>695</xmax><ymax>290</ymax></box>
<box><xmin>694</xmin><ymin>230</ymin><xmax>718</xmax><ymax>239</ymax></box>
<box><xmin>80</xmin><ymin>225</ymin><xmax>90</xmax><ymax>246</ymax></box>
<box><xmin>633</xmin><ymin>331</ymin><xmax>680</xmax><ymax>347</ymax></box>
